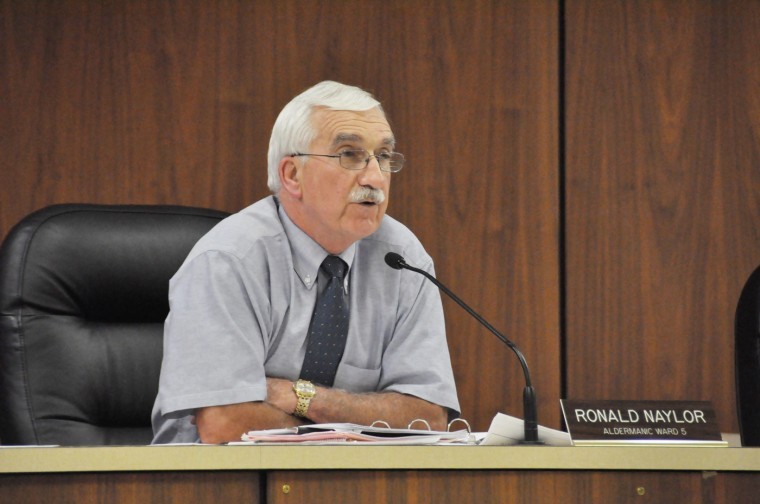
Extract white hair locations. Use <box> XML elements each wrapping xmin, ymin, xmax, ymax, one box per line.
<box><xmin>267</xmin><ymin>81</ymin><xmax>383</xmax><ymax>193</ymax></box>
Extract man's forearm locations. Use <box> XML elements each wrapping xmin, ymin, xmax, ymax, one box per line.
<box><xmin>307</xmin><ymin>387</ymin><xmax>448</xmax><ymax>430</ymax></box>
<box><xmin>195</xmin><ymin>401</ymin><xmax>306</xmax><ymax>444</ymax></box>
<box><xmin>195</xmin><ymin>379</ymin><xmax>449</xmax><ymax>444</ymax></box>
<box><xmin>267</xmin><ymin>378</ymin><xmax>447</xmax><ymax>431</ymax></box>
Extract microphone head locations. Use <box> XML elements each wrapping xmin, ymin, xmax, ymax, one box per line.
<box><xmin>384</xmin><ymin>252</ymin><xmax>406</xmax><ymax>270</ymax></box>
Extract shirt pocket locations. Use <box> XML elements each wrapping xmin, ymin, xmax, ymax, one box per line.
<box><xmin>334</xmin><ymin>362</ymin><xmax>381</xmax><ymax>392</ymax></box>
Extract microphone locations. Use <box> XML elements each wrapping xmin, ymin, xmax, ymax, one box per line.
<box><xmin>385</xmin><ymin>252</ymin><xmax>542</xmax><ymax>444</ymax></box>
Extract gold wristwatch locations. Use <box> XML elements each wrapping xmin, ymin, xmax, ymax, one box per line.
<box><xmin>293</xmin><ymin>379</ymin><xmax>316</xmax><ymax>418</ymax></box>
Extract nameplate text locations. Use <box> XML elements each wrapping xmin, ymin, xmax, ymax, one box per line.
<box><xmin>560</xmin><ymin>399</ymin><xmax>724</xmax><ymax>446</ymax></box>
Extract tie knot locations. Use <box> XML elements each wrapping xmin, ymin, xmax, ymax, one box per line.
<box><xmin>321</xmin><ymin>255</ymin><xmax>347</xmax><ymax>279</ymax></box>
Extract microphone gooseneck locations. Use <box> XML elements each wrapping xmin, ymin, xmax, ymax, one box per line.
<box><xmin>384</xmin><ymin>252</ymin><xmax>541</xmax><ymax>444</ymax></box>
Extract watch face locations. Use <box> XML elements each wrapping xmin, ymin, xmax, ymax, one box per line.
<box><xmin>295</xmin><ymin>380</ymin><xmax>315</xmax><ymax>396</ymax></box>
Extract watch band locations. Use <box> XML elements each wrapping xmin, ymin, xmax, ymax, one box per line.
<box><xmin>293</xmin><ymin>379</ymin><xmax>316</xmax><ymax>418</ymax></box>
<box><xmin>294</xmin><ymin>395</ymin><xmax>311</xmax><ymax>417</ymax></box>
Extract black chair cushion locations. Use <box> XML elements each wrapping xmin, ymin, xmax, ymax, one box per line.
<box><xmin>0</xmin><ymin>204</ymin><xmax>228</xmax><ymax>445</ymax></box>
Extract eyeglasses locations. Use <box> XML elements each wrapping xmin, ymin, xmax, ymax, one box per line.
<box><xmin>292</xmin><ymin>149</ymin><xmax>405</xmax><ymax>173</ymax></box>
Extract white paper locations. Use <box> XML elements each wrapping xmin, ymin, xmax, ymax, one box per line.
<box><xmin>480</xmin><ymin>412</ymin><xmax>572</xmax><ymax>446</ymax></box>
<box><xmin>237</xmin><ymin>422</ymin><xmax>472</xmax><ymax>445</ymax></box>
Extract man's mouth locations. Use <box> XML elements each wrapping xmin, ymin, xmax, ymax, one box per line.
<box><xmin>349</xmin><ymin>187</ymin><xmax>386</xmax><ymax>205</ymax></box>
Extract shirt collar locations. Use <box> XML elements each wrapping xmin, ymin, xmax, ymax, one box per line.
<box><xmin>277</xmin><ymin>201</ymin><xmax>356</xmax><ymax>290</ymax></box>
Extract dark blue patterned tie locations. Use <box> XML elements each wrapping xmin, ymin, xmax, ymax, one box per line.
<box><xmin>299</xmin><ymin>256</ymin><xmax>349</xmax><ymax>387</ymax></box>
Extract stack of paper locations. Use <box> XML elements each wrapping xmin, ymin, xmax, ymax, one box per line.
<box><xmin>234</xmin><ymin>423</ymin><xmax>472</xmax><ymax>445</ymax></box>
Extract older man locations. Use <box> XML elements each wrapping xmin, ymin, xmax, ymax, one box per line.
<box><xmin>152</xmin><ymin>81</ymin><xmax>459</xmax><ymax>444</ymax></box>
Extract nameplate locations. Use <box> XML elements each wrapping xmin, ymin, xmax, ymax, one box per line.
<box><xmin>560</xmin><ymin>399</ymin><xmax>726</xmax><ymax>446</ymax></box>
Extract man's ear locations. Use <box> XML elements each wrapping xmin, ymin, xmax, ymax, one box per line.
<box><xmin>278</xmin><ymin>157</ymin><xmax>302</xmax><ymax>199</ymax></box>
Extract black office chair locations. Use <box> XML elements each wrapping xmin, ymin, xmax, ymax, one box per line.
<box><xmin>735</xmin><ymin>264</ymin><xmax>760</xmax><ymax>447</ymax></box>
<box><xmin>0</xmin><ymin>204</ymin><xmax>228</xmax><ymax>445</ymax></box>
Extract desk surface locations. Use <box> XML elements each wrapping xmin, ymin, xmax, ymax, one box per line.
<box><xmin>1</xmin><ymin>445</ymin><xmax>759</xmax><ymax>473</ymax></box>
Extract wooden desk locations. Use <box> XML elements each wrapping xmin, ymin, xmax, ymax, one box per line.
<box><xmin>2</xmin><ymin>445</ymin><xmax>759</xmax><ymax>503</ymax></box>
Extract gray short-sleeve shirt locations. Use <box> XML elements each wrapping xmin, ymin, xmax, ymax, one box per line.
<box><xmin>151</xmin><ymin>196</ymin><xmax>460</xmax><ymax>443</ymax></box>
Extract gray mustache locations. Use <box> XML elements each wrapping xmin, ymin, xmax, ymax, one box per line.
<box><xmin>349</xmin><ymin>186</ymin><xmax>385</xmax><ymax>204</ymax></box>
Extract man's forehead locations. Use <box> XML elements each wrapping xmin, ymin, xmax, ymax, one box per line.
<box><xmin>311</xmin><ymin>108</ymin><xmax>394</xmax><ymax>145</ymax></box>
<box><xmin>331</xmin><ymin>132</ymin><xmax>395</xmax><ymax>147</ymax></box>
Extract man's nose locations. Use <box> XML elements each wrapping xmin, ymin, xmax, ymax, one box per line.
<box><xmin>358</xmin><ymin>156</ymin><xmax>386</xmax><ymax>187</ymax></box>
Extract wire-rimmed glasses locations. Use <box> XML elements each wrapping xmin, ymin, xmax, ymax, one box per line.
<box><xmin>292</xmin><ymin>149</ymin><xmax>405</xmax><ymax>173</ymax></box>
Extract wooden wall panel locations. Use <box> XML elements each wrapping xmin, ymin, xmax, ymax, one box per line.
<box><xmin>3</xmin><ymin>469</ymin><xmax>759</xmax><ymax>504</ymax></box>
<box><xmin>565</xmin><ymin>0</ymin><xmax>760</xmax><ymax>432</ymax></box>
<box><xmin>0</xmin><ymin>0</ymin><xmax>560</xmax><ymax>431</ymax></box>
<box><xmin>0</xmin><ymin>0</ymin><xmax>267</xmax><ymax>218</ymax></box>
<box><xmin>0</xmin><ymin>471</ymin><xmax>261</xmax><ymax>503</ymax></box>
<box><xmin>268</xmin><ymin>470</ymin><xmax>759</xmax><ymax>504</ymax></box>
<box><xmin>380</xmin><ymin>1</ymin><xmax>560</xmax><ymax>431</ymax></box>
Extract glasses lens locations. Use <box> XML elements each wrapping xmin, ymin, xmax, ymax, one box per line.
<box><xmin>386</xmin><ymin>152</ymin><xmax>404</xmax><ymax>173</ymax></box>
<box><xmin>338</xmin><ymin>150</ymin><xmax>405</xmax><ymax>172</ymax></box>
<box><xmin>339</xmin><ymin>150</ymin><xmax>366</xmax><ymax>170</ymax></box>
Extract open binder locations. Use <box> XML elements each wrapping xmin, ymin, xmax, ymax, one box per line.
<box><xmin>233</xmin><ymin>413</ymin><xmax>571</xmax><ymax>446</ymax></box>
<box><xmin>234</xmin><ymin>421</ymin><xmax>474</xmax><ymax>445</ymax></box>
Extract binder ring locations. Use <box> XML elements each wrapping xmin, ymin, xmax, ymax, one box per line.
<box><xmin>447</xmin><ymin>418</ymin><xmax>472</xmax><ymax>433</ymax></box>
<box><xmin>407</xmin><ymin>419</ymin><xmax>432</xmax><ymax>431</ymax></box>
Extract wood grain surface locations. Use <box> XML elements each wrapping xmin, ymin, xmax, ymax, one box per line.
<box><xmin>267</xmin><ymin>469</ymin><xmax>759</xmax><ymax>504</ymax></box>
<box><xmin>0</xmin><ymin>471</ymin><xmax>261</xmax><ymax>503</ymax></box>
<box><xmin>565</xmin><ymin>0</ymin><xmax>760</xmax><ymax>433</ymax></box>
